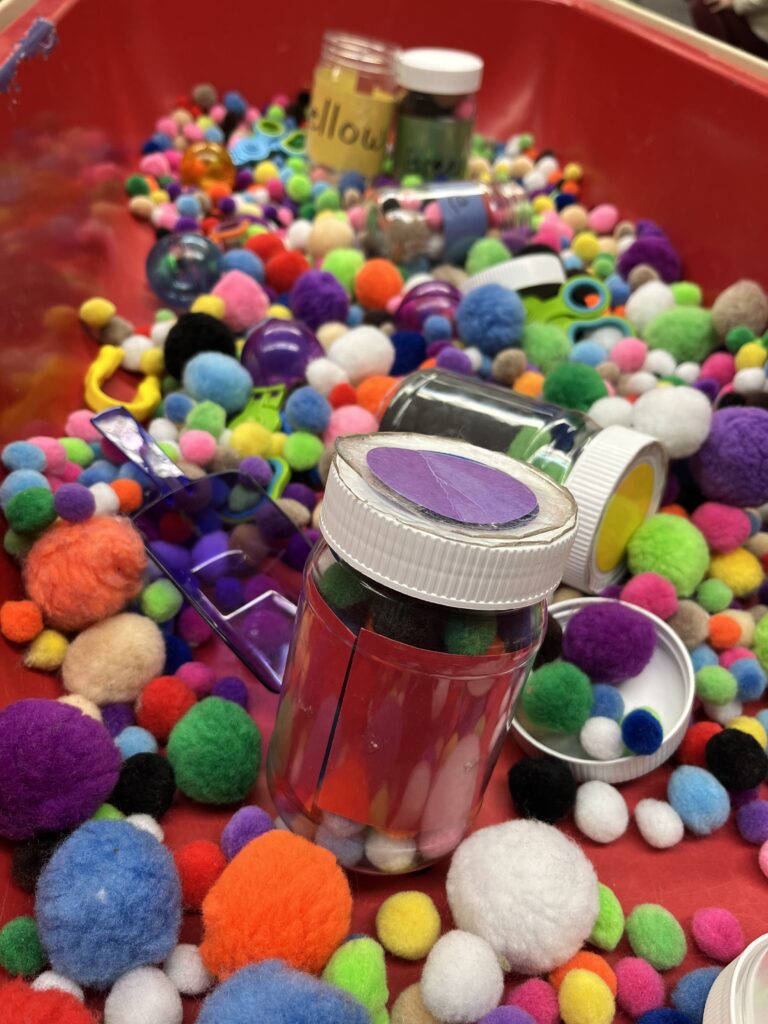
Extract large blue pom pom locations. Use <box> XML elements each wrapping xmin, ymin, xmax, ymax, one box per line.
<box><xmin>455</xmin><ymin>284</ymin><xmax>525</xmax><ymax>356</ymax></box>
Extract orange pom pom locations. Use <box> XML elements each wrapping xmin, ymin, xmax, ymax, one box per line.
<box><xmin>136</xmin><ymin>675</ymin><xmax>197</xmax><ymax>742</ymax></box>
<box><xmin>354</xmin><ymin>258</ymin><xmax>403</xmax><ymax>310</ymax></box>
<box><xmin>110</xmin><ymin>478</ymin><xmax>143</xmax><ymax>514</ymax></box>
<box><xmin>0</xmin><ymin>600</ymin><xmax>43</xmax><ymax>643</ymax></box>
<box><xmin>513</xmin><ymin>370</ymin><xmax>544</xmax><ymax>398</ymax></box>
<box><xmin>200</xmin><ymin>829</ymin><xmax>352</xmax><ymax>979</ymax></box>
<box><xmin>708</xmin><ymin>613</ymin><xmax>741</xmax><ymax>651</ymax></box>
<box><xmin>23</xmin><ymin>517</ymin><xmax>146</xmax><ymax>632</ymax></box>
<box><xmin>549</xmin><ymin>951</ymin><xmax>617</xmax><ymax>994</ymax></box>
<box><xmin>174</xmin><ymin>840</ymin><xmax>227</xmax><ymax>910</ymax></box>
<box><xmin>419</xmin><ymin>357</ymin><xmax>438</xmax><ymax>370</ymax></box>
<box><xmin>356</xmin><ymin>375</ymin><xmax>398</xmax><ymax>417</ymax></box>
<box><xmin>659</xmin><ymin>504</ymin><xmax>689</xmax><ymax>518</ymax></box>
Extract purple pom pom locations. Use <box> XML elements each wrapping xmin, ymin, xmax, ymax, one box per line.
<box><xmin>211</xmin><ymin>675</ymin><xmax>249</xmax><ymax>707</ymax></box>
<box><xmin>691</xmin><ymin>407</ymin><xmax>768</xmax><ymax>507</ymax></box>
<box><xmin>562</xmin><ymin>601</ymin><xmax>656</xmax><ymax>683</ymax></box>
<box><xmin>618</xmin><ymin>236</ymin><xmax>682</xmax><ymax>283</ymax></box>
<box><xmin>284</xmin><ymin>529</ymin><xmax>316</xmax><ymax>571</ymax></box>
<box><xmin>54</xmin><ymin>483</ymin><xmax>95</xmax><ymax>522</ymax></box>
<box><xmin>240</xmin><ymin>456</ymin><xmax>272</xmax><ymax>489</ymax></box>
<box><xmin>101</xmin><ymin>703</ymin><xmax>136</xmax><ymax>737</ymax></box>
<box><xmin>214</xmin><ymin>576</ymin><xmax>245</xmax><ymax>613</ymax></box>
<box><xmin>290</xmin><ymin>269</ymin><xmax>349</xmax><ymax>330</ymax></box>
<box><xmin>243</xmin><ymin>573</ymin><xmax>284</xmax><ymax>603</ymax></box>
<box><xmin>283</xmin><ymin>483</ymin><xmax>317</xmax><ymax>511</ymax></box>
<box><xmin>736</xmin><ymin>799</ymin><xmax>768</xmax><ymax>843</ymax></box>
<box><xmin>220</xmin><ymin>805</ymin><xmax>274</xmax><ymax>859</ymax></box>
<box><xmin>478</xmin><ymin>1009</ymin><xmax>536</xmax><ymax>1024</ymax></box>
<box><xmin>436</xmin><ymin>346</ymin><xmax>474</xmax><ymax>375</ymax></box>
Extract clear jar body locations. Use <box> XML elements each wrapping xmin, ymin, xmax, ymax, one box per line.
<box><xmin>393</xmin><ymin>89</ymin><xmax>477</xmax><ymax>180</ymax></box>
<box><xmin>267</xmin><ymin>541</ymin><xmax>545</xmax><ymax>873</ymax></box>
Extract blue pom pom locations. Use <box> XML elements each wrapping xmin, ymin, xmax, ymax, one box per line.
<box><xmin>204</xmin><ymin>126</ymin><xmax>225</xmax><ymax>144</ymax></box>
<box><xmin>570</xmin><ymin>339</ymin><xmax>607</xmax><ymax>367</ymax></box>
<box><xmin>284</xmin><ymin>387</ymin><xmax>332</xmax><ymax>435</ymax></box>
<box><xmin>311</xmin><ymin>181</ymin><xmax>330</xmax><ymax>199</ymax></box>
<box><xmin>115</xmin><ymin>726</ymin><xmax>159</xmax><ymax>760</ymax></box>
<box><xmin>622</xmin><ymin>708</ymin><xmax>664</xmax><ymax>755</ymax></box>
<box><xmin>118</xmin><ymin>461</ymin><xmax>151</xmax><ymax>487</ymax></box>
<box><xmin>196</xmin><ymin>509</ymin><xmax>223</xmax><ymax>534</ymax></box>
<box><xmin>555</xmin><ymin>193</ymin><xmax>577</xmax><ymax>211</ymax></box>
<box><xmin>36</xmin><ymin>820</ymin><xmax>181</xmax><ymax>989</ymax></box>
<box><xmin>591</xmin><ymin>684</ymin><xmax>625</xmax><ymax>722</ymax></box>
<box><xmin>197</xmin><ymin>961</ymin><xmax>370</xmax><ymax>1024</ymax></box>
<box><xmin>182</xmin><ymin>352</ymin><xmax>253</xmax><ymax>414</ymax></box>
<box><xmin>423</xmin><ymin>315</ymin><xmax>452</xmax><ymax>342</ymax></box>
<box><xmin>2</xmin><ymin>441</ymin><xmax>47</xmax><ymax>472</ymax></box>
<box><xmin>176</xmin><ymin>195</ymin><xmax>202</xmax><ymax>218</ymax></box>
<box><xmin>221</xmin><ymin>249</ymin><xmax>265</xmax><ymax>283</ymax></box>
<box><xmin>668</xmin><ymin>765</ymin><xmax>730</xmax><ymax>836</ymax></box>
<box><xmin>639</xmin><ymin>1012</ymin><xmax>695</xmax><ymax>1024</ymax></box>
<box><xmin>79</xmin><ymin>459</ymin><xmax>119</xmax><ymax>487</ymax></box>
<box><xmin>732</xmin><ymin>657</ymin><xmax>767</xmax><ymax>701</ymax></box>
<box><xmin>606</xmin><ymin>272</ymin><xmax>631</xmax><ymax>307</ymax></box>
<box><xmin>339</xmin><ymin>171</ymin><xmax>366</xmax><ymax>194</ymax></box>
<box><xmin>347</xmin><ymin>304</ymin><xmax>364</xmax><ymax>327</ymax></box>
<box><xmin>164</xmin><ymin>633</ymin><xmax>193</xmax><ymax>674</ymax></box>
<box><xmin>563</xmin><ymin>252</ymin><xmax>584</xmax><ymax>272</ymax></box>
<box><xmin>223</xmin><ymin>91</ymin><xmax>247</xmax><ymax>118</ymax></box>
<box><xmin>164</xmin><ymin>393</ymin><xmax>196</xmax><ymax>424</ymax></box>
<box><xmin>0</xmin><ymin>469</ymin><xmax>50</xmax><ymax>509</ymax></box>
<box><xmin>456</xmin><ymin>284</ymin><xmax>526</xmax><ymax>356</ymax></box>
<box><xmin>691</xmin><ymin>644</ymin><xmax>719</xmax><ymax>672</ymax></box>
<box><xmin>391</xmin><ymin>331</ymin><xmax>427</xmax><ymax>375</ymax></box>
<box><xmin>672</xmin><ymin>968</ymin><xmax>721</xmax><ymax>1024</ymax></box>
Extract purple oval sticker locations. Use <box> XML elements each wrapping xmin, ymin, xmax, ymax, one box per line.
<box><xmin>366</xmin><ymin>447</ymin><xmax>539</xmax><ymax>526</ymax></box>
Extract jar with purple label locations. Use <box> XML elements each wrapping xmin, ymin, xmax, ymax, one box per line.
<box><xmin>267</xmin><ymin>432</ymin><xmax>576</xmax><ymax>872</ymax></box>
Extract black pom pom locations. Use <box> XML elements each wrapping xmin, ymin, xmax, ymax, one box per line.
<box><xmin>533</xmin><ymin>614</ymin><xmax>563</xmax><ymax>669</ymax></box>
<box><xmin>507</xmin><ymin>756</ymin><xmax>577</xmax><ymax>823</ymax></box>
<box><xmin>362</xmin><ymin>310</ymin><xmax>393</xmax><ymax>328</ymax></box>
<box><xmin>163</xmin><ymin>313</ymin><xmax>237</xmax><ymax>380</ymax></box>
<box><xmin>11</xmin><ymin>830</ymin><xmax>69</xmax><ymax>893</ymax></box>
<box><xmin>109</xmin><ymin>753</ymin><xmax>176</xmax><ymax>820</ymax></box>
<box><xmin>705</xmin><ymin>729</ymin><xmax>768</xmax><ymax>791</ymax></box>
<box><xmin>371</xmin><ymin>597</ymin><xmax>442</xmax><ymax>651</ymax></box>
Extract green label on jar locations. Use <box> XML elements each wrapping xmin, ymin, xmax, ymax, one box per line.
<box><xmin>393</xmin><ymin>115</ymin><xmax>473</xmax><ymax>180</ymax></box>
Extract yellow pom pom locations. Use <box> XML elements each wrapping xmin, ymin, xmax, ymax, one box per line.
<box><xmin>79</xmin><ymin>297</ymin><xmax>116</xmax><ymax>330</ymax></box>
<box><xmin>735</xmin><ymin>342</ymin><xmax>767</xmax><ymax>371</ymax></box>
<box><xmin>58</xmin><ymin>694</ymin><xmax>103</xmax><ymax>722</ymax></box>
<box><xmin>728</xmin><ymin>715</ymin><xmax>767</xmax><ymax>748</ymax></box>
<box><xmin>139</xmin><ymin>347</ymin><xmax>165</xmax><ymax>377</ymax></box>
<box><xmin>564</xmin><ymin>162</ymin><xmax>584</xmax><ymax>181</ymax></box>
<box><xmin>24</xmin><ymin>629</ymin><xmax>69</xmax><ymax>671</ymax></box>
<box><xmin>572</xmin><ymin>231</ymin><xmax>600</xmax><ymax>264</ymax></box>
<box><xmin>270</xmin><ymin>432</ymin><xmax>287</xmax><ymax>457</ymax></box>
<box><xmin>150</xmin><ymin>189</ymin><xmax>170</xmax><ymax>205</ymax></box>
<box><xmin>375</xmin><ymin>891</ymin><xmax>441</xmax><ymax>961</ymax></box>
<box><xmin>558</xmin><ymin>969</ymin><xmax>615</xmax><ymax>1024</ymax></box>
<box><xmin>197</xmin><ymin>115</ymin><xmax>214</xmax><ymax>129</ymax></box>
<box><xmin>317</xmin><ymin>322</ymin><xmax>348</xmax><ymax>351</ymax></box>
<box><xmin>267</xmin><ymin>304</ymin><xmax>292</xmax><ymax>320</ymax></box>
<box><xmin>191</xmin><ymin>294</ymin><xmax>226</xmax><ymax>319</ymax></box>
<box><xmin>254</xmin><ymin>160</ymin><xmax>280</xmax><ymax>184</ymax></box>
<box><xmin>533</xmin><ymin>195</ymin><xmax>555</xmax><ymax>214</ymax></box>
<box><xmin>709</xmin><ymin>547</ymin><xmax>763</xmax><ymax>598</ymax></box>
<box><xmin>230</xmin><ymin>422</ymin><xmax>272</xmax><ymax>458</ymax></box>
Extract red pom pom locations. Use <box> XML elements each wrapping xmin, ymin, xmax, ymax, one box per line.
<box><xmin>158</xmin><ymin>511</ymin><xmax>194</xmax><ymax>543</ymax></box>
<box><xmin>246</xmin><ymin>233</ymin><xmax>285</xmax><ymax>263</ymax></box>
<box><xmin>266</xmin><ymin>251</ymin><xmax>310</xmax><ymax>293</ymax></box>
<box><xmin>328</xmin><ymin>382</ymin><xmax>358</xmax><ymax>408</ymax></box>
<box><xmin>136</xmin><ymin>675</ymin><xmax>197</xmax><ymax>743</ymax></box>
<box><xmin>0</xmin><ymin>980</ymin><xmax>97</xmax><ymax>1023</ymax></box>
<box><xmin>678</xmin><ymin>721</ymin><xmax>723</xmax><ymax>767</ymax></box>
<box><xmin>174</xmin><ymin>839</ymin><xmax>227</xmax><ymax>909</ymax></box>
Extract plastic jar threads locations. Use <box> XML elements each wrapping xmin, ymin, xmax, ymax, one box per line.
<box><xmin>267</xmin><ymin>433</ymin><xmax>576</xmax><ymax>873</ymax></box>
<box><xmin>380</xmin><ymin>370</ymin><xmax>668</xmax><ymax>594</ymax></box>
<box><xmin>392</xmin><ymin>48</ymin><xmax>484</xmax><ymax>180</ymax></box>
<box><xmin>307</xmin><ymin>31</ymin><xmax>399</xmax><ymax>177</ymax></box>
<box><xmin>704</xmin><ymin>934</ymin><xmax>768</xmax><ymax>1024</ymax></box>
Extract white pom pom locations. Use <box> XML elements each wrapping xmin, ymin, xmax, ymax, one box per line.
<box><xmin>421</xmin><ymin>930</ymin><xmax>504</xmax><ymax>1024</ymax></box>
<box><xmin>365</xmin><ymin>830</ymin><xmax>417</xmax><ymax>872</ymax></box>
<box><xmin>588</xmin><ymin>396</ymin><xmax>634</xmax><ymax>428</ymax></box>
<box><xmin>575</xmin><ymin>780</ymin><xmax>629</xmax><ymax>844</ymax></box>
<box><xmin>463</xmin><ymin>347</ymin><xmax>484</xmax><ymax>372</ymax></box>
<box><xmin>734</xmin><ymin>368</ymin><xmax>766</xmax><ymax>394</ymax></box>
<box><xmin>89</xmin><ymin>482</ymin><xmax>120</xmax><ymax>516</ymax></box>
<box><xmin>328</xmin><ymin>326</ymin><xmax>395</xmax><ymax>385</ymax></box>
<box><xmin>675</xmin><ymin>361</ymin><xmax>701</xmax><ymax>384</ymax></box>
<box><xmin>148</xmin><ymin>417</ymin><xmax>179</xmax><ymax>443</ymax></box>
<box><xmin>305</xmin><ymin>357</ymin><xmax>349</xmax><ymax>395</ymax></box>
<box><xmin>523</xmin><ymin>169</ymin><xmax>548</xmax><ymax>193</ymax></box>
<box><xmin>643</xmin><ymin>349</ymin><xmax>677</xmax><ymax>377</ymax></box>
<box><xmin>163</xmin><ymin>944</ymin><xmax>214</xmax><ymax>996</ymax></box>
<box><xmin>626</xmin><ymin>281</ymin><xmax>676</xmax><ymax>332</ymax></box>
<box><xmin>402</xmin><ymin>273</ymin><xmax>435</xmax><ymax>294</ymax></box>
<box><xmin>580</xmin><ymin>717</ymin><xmax>625</xmax><ymax>760</ymax></box>
<box><xmin>536</xmin><ymin>155</ymin><xmax>559</xmax><ymax>177</ymax></box>
<box><xmin>625</xmin><ymin>370</ymin><xmax>657</xmax><ymax>395</ymax></box>
<box><xmin>504</xmin><ymin>135</ymin><xmax>523</xmax><ymax>156</ymax></box>
<box><xmin>634</xmin><ymin>798</ymin><xmax>684</xmax><ymax>849</ymax></box>
<box><xmin>104</xmin><ymin>967</ymin><xmax>183</xmax><ymax>1024</ymax></box>
<box><xmin>126</xmin><ymin>814</ymin><xmax>164</xmax><ymax>842</ymax></box>
<box><xmin>703</xmin><ymin>699</ymin><xmax>743</xmax><ymax>725</ymax></box>
<box><xmin>121</xmin><ymin>335</ymin><xmax>154</xmax><ymax>372</ymax></box>
<box><xmin>150</xmin><ymin>320</ymin><xmax>175</xmax><ymax>348</ymax></box>
<box><xmin>632</xmin><ymin>385</ymin><xmax>712</xmax><ymax>458</ymax></box>
<box><xmin>586</xmin><ymin>326</ymin><xmax>624</xmax><ymax>352</ymax></box>
<box><xmin>617</xmin><ymin>235</ymin><xmax>635</xmax><ymax>254</ymax></box>
<box><xmin>286</xmin><ymin>218</ymin><xmax>313</xmax><ymax>251</ymax></box>
<box><xmin>446</xmin><ymin>820</ymin><xmax>599</xmax><ymax>974</ymax></box>
<box><xmin>32</xmin><ymin>971</ymin><xmax>84</xmax><ymax>1000</ymax></box>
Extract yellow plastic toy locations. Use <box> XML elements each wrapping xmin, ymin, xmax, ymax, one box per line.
<box><xmin>84</xmin><ymin>345</ymin><xmax>162</xmax><ymax>421</ymax></box>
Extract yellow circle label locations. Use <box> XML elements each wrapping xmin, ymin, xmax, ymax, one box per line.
<box><xmin>595</xmin><ymin>462</ymin><xmax>655</xmax><ymax>574</ymax></box>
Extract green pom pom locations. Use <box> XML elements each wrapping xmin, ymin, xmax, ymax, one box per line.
<box><xmin>465</xmin><ymin>237</ymin><xmax>511</xmax><ymax>277</ymax></box>
<box><xmin>228</xmin><ymin>483</ymin><xmax>260</xmax><ymax>512</ymax></box>
<box><xmin>372</xmin><ymin>1010</ymin><xmax>390</xmax><ymax>1024</ymax></box>
<box><xmin>156</xmin><ymin>309</ymin><xmax>176</xmax><ymax>322</ymax></box>
<box><xmin>659</xmin><ymin>375</ymin><xmax>686</xmax><ymax>386</ymax></box>
<box><xmin>162</xmin><ymin>375</ymin><xmax>180</xmax><ymax>396</ymax></box>
<box><xmin>521</xmin><ymin>660</ymin><xmax>593</xmax><ymax>734</ymax></box>
<box><xmin>186</xmin><ymin>400</ymin><xmax>226</xmax><ymax>438</ymax></box>
<box><xmin>3</xmin><ymin>529</ymin><xmax>33</xmax><ymax>559</ymax></box>
<box><xmin>670</xmin><ymin>281</ymin><xmax>702</xmax><ymax>306</ymax></box>
<box><xmin>6</xmin><ymin>488</ymin><xmax>56</xmax><ymax>534</ymax></box>
<box><xmin>284</xmin><ymin>432</ymin><xmax>324</xmax><ymax>471</ymax></box>
<box><xmin>696</xmin><ymin>578</ymin><xmax>733</xmax><ymax>613</ymax></box>
<box><xmin>542</xmin><ymin>363</ymin><xmax>608</xmax><ymax>412</ymax></box>
<box><xmin>323</xmin><ymin>937</ymin><xmax>389</xmax><ymax>1014</ymax></box>
<box><xmin>316</xmin><ymin>187</ymin><xmax>341</xmax><ymax>212</ymax></box>
<box><xmin>323</xmin><ymin>248</ymin><xmax>366</xmax><ymax>295</ymax></box>
<box><xmin>318</xmin><ymin>561</ymin><xmax>368</xmax><ymax>610</ymax></box>
<box><xmin>643</xmin><ymin>307</ymin><xmax>717</xmax><ymax>363</ymax></box>
<box><xmin>167</xmin><ymin>697</ymin><xmax>262</xmax><ymax>804</ymax></box>
<box><xmin>523</xmin><ymin>323</ymin><xmax>572</xmax><ymax>373</ymax></box>
<box><xmin>125</xmin><ymin>174</ymin><xmax>150</xmax><ymax>197</ymax></box>
<box><xmin>695</xmin><ymin>665</ymin><xmax>738</xmax><ymax>705</ymax></box>
<box><xmin>158</xmin><ymin>441</ymin><xmax>179</xmax><ymax>461</ymax></box>
<box><xmin>91</xmin><ymin>803</ymin><xmax>125</xmax><ymax>821</ymax></box>
<box><xmin>755</xmin><ymin>613</ymin><xmax>768</xmax><ymax>672</ymax></box>
<box><xmin>59</xmin><ymin>437</ymin><xmax>94</xmax><ymax>467</ymax></box>
<box><xmin>0</xmin><ymin>916</ymin><xmax>46</xmax><ymax>977</ymax></box>
<box><xmin>626</xmin><ymin>903</ymin><xmax>687</xmax><ymax>970</ymax></box>
<box><xmin>299</xmin><ymin>201</ymin><xmax>316</xmax><ymax>220</ymax></box>
<box><xmin>286</xmin><ymin>174</ymin><xmax>312</xmax><ymax>203</ymax></box>
<box><xmin>592</xmin><ymin>253</ymin><xmax>615</xmax><ymax>280</ymax></box>
<box><xmin>141</xmin><ymin>579</ymin><xmax>183</xmax><ymax>623</ymax></box>
<box><xmin>443</xmin><ymin>613</ymin><xmax>497</xmax><ymax>655</ymax></box>
<box><xmin>589</xmin><ymin>883</ymin><xmax>625</xmax><ymax>951</ymax></box>
<box><xmin>401</xmin><ymin>174</ymin><xmax>424</xmax><ymax>187</ymax></box>
<box><xmin>726</xmin><ymin>326</ymin><xmax>757</xmax><ymax>353</ymax></box>
<box><xmin>518</xmin><ymin>132</ymin><xmax>535</xmax><ymax>149</ymax></box>
<box><xmin>627</xmin><ymin>513</ymin><xmax>709</xmax><ymax>597</ymax></box>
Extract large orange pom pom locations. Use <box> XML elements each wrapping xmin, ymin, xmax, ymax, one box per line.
<box><xmin>200</xmin><ymin>829</ymin><xmax>352</xmax><ymax>978</ymax></box>
<box><xmin>354</xmin><ymin>259</ymin><xmax>403</xmax><ymax>310</ymax></box>
<box><xmin>23</xmin><ymin>517</ymin><xmax>146</xmax><ymax>632</ymax></box>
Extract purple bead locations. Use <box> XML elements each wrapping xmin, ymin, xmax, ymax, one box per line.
<box><xmin>241</xmin><ymin>318</ymin><xmax>323</xmax><ymax>388</ymax></box>
<box><xmin>239</xmin><ymin>456</ymin><xmax>272</xmax><ymax>488</ymax></box>
<box><xmin>436</xmin><ymin>346</ymin><xmax>473</xmax><ymax>375</ymax></box>
<box><xmin>736</xmin><ymin>800</ymin><xmax>768</xmax><ymax>843</ymax></box>
<box><xmin>394</xmin><ymin>281</ymin><xmax>462</xmax><ymax>332</ymax></box>
<box><xmin>290</xmin><ymin>269</ymin><xmax>349</xmax><ymax>330</ymax></box>
<box><xmin>211</xmin><ymin>675</ymin><xmax>249</xmax><ymax>707</ymax></box>
<box><xmin>101</xmin><ymin>703</ymin><xmax>136</xmax><ymax>737</ymax></box>
<box><xmin>220</xmin><ymin>805</ymin><xmax>274</xmax><ymax>860</ymax></box>
<box><xmin>54</xmin><ymin>483</ymin><xmax>96</xmax><ymax>523</ymax></box>
<box><xmin>283</xmin><ymin>483</ymin><xmax>317</xmax><ymax>511</ymax></box>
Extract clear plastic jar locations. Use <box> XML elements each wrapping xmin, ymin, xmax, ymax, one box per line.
<box><xmin>380</xmin><ymin>370</ymin><xmax>668</xmax><ymax>593</ymax></box>
<box><xmin>267</xmin><ymin>433</ymin><xmax>576</xmax><ymax>873</ymax></box>
<box><xmin>392</xmin><ymin>48</ymin><xmax>484</xmax><ymax>180</ymax></box>
<box><xmin>307</xmin><ymin>31</ymin><xmax>399</xmax><ymax>177</ymax></box>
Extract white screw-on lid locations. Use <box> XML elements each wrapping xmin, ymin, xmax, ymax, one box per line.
<box><xmin>395</xmin><ymin>48</ymin><xmax>484</xmax><ymax>95</ymax></box>
<box><xmin>320</xmin><ymin>433</ymin><xmax>577</xmax><ymax>611</ymax></box>
<box><xmin>461</xmin><ymin>254</ymin><xmax>567</xmax><ymax>295</ymax></box>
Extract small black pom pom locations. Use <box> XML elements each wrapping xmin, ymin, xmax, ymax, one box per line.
<box><xmin>533</xmin><ymin>614</ymin><xmax>563</xmax><ymax>669</ymax></box>
<box><xmin>109</xmin><ymin>753</ymin><xmax>176</xmax><ymax>820</ymax></box>
<box><xmin>371</xmin><ymin>598</ymin><xmax>442</xmax><ymax>651</ymax></box>
<box><xmin>164</xmin><ymin>313</ymin><xmax>237</xmax><ymax>380</ymax></box>
<box><xmin>705</xmin><ymin>729</ymin><xmax>768</xmax><ymax>791</ymax></box>
<box><xmin>507</xmin><ymin>756</ymin><xmax>577</xmax><ymax>823</ymax></box>
<box><xmin>11</xmin><ymin>830</ymin><xmax>69</xmax><ymax>893</ymax></box>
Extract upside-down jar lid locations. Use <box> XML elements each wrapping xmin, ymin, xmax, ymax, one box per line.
<box><xmin>395</xmin><ymin>48</ymin><xmax>484</xmax><ymax>95</ymax></box>
<box><xmin>320</xmin><ymin>433</ymin><xmax>577</xmax><ymax>611</ymax></box>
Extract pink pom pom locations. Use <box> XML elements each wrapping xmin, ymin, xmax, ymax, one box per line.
<box><xmin>611</xmin><ymin>337</ymin><xmax>648</xmax><ymax>373</ymax></box>
<box><xmin>386</xmin><ymin>296</ymin><xmax>402</xmax><ymax>315</ymax></box>
<box><xmin>184</xmin><ymin>123</ymin><xmax>205</xmax><ymax>142</ymax></box>
<box><xmin>541</xmin><ymin>212</ymin><xmax>573</xmax><ymax>241</ymax></box>
<box><xmin>61</xmin><ymin>462</ymin><xmax>82</xmax><ymax>483</ymax></box>
<box><xmin>246</xmin><ymin>107</ymin><xmax>260</xmax><ymax>125</ymax></box>
<box><xmin>272</xmin><ymin>94</ymin><xmax>290</xmax><ymax>108</ymax></box>
<box><xmin>277</xmin><ymin>208</ymin><xmax>294</xmax><ymax>227</ymax></box>
<box><xmin>588</xmin><ymin>203</ymin><xmax>619</xmax><ymax>234</ymax></box>
<box><xmin>179</xmin><ymin>430</ymin><xmax>217</xmax><ymax>467</ymax></box>
<box><xmin>155</xmin><ymin>208</ymin><xmax>179</xmax><ymax>232</ymax></box>
<box><xmin>323</xmin><ymin>405</ymin><xmax>379</xmax><ymax>446</ymax></box>
<box><xmin>211</xmin><ymin>269</ymin><xmax>269</xmax><ymax>333</ymax></box>
<box><xmin>176</xmin><ymin>660</ymin><xmax>215</xmax><ymax>697</ymax></box>
<box><xmin>156</xmin><ymin>116</ymin><xmax>177</xmax><ymax>137</ymax></box>
<box><xmin>400</xmin><ymin>194</ymin><xmax>422</xmax><ymax>212</ymax></box>
<box><xmin>209</xmin><ymin>103</ymin><xmax>226</xmax><ymax>124</ymax></box>
<box><xmin>424</xmin><ymin>202</ymin><xmax>442</xmax><ymax>230</ymax></box>
<box><xmin>65</xmin><ymin>409</ymin><xmax>100</xmax><ymax>442</ymax></box>
<box><xmin>266</xmin><ymin>178</ymin><xmax>284</xmax><ymax>201</ymax></box>
<box><xmin>177</xmin><ymin>607</ymin><xmax>214</xmax><ymax>648</ymax></box>
<box><xmin>691</xmin><ymin>907</ymin><xmax>746</xmax><ymax>962</ymax></box>
<box><xmin>760</xmin><ymin>839</ymin><xmax>768</xmax><ymax>878</ymax></box>
<box><xmin>506</xmin><ymin>978</ymin><xmax>559</xmax><ymax>1024</ymax></box>
<box><xmin>347</xmin><ymin>206</ymin><xmax>366</xmax><ymax>231</ymax></box>
<box><xmin>28</xmin><ymin>437</ymin><xmax>67</xmax><ymax>476</ymax></box>
<box><xmin>140</xmin><ymin>153</ymin><xmax>171</xmax><ymax>178</ymax></box>
<box><xmin>700</xmin><ymin>351</ymin><xmax>735</xmax><ymax>388</ymax></box>
<box><xmin>100</xmin><ymin>438</ymin><xmax>125</xmax><ymax>465</ymax></box>
<box><xmin>720</xmin><ymin>646</ymin><xmax>756</xmax><ymax>668</ymax></box>
<box><xmin>615</xmin><ymin>957</ymin><xmax>665</xmax><ymax>1017</ymax></box>
<box><xmin>691</xmin><ymin>502</ymin><xmax>751</xmax><ymax>553</ymax></box>
<box><xmin>165</xmin><ymin>149</ymin><xmax>182</xmax><ymax>170</ymax></box>
<box><xmin>311</xmin><ymin>167</ymin><xmax>329</xmax><ymax>183</ymax></box>
<box><xmin>532</xmin><ymin>227</ymin><xmax>562</xmax><ymax>251</ymax></box>
<box><xmin>620</xmin><ymin>572</ymin><xmax>678</xmax><ymax>620</ymax></box>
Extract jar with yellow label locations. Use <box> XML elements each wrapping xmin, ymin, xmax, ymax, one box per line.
<box><xmin>307</xmin><ymin>31</ymin><xmax>399</xmax><ymax>178</ymax></box>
